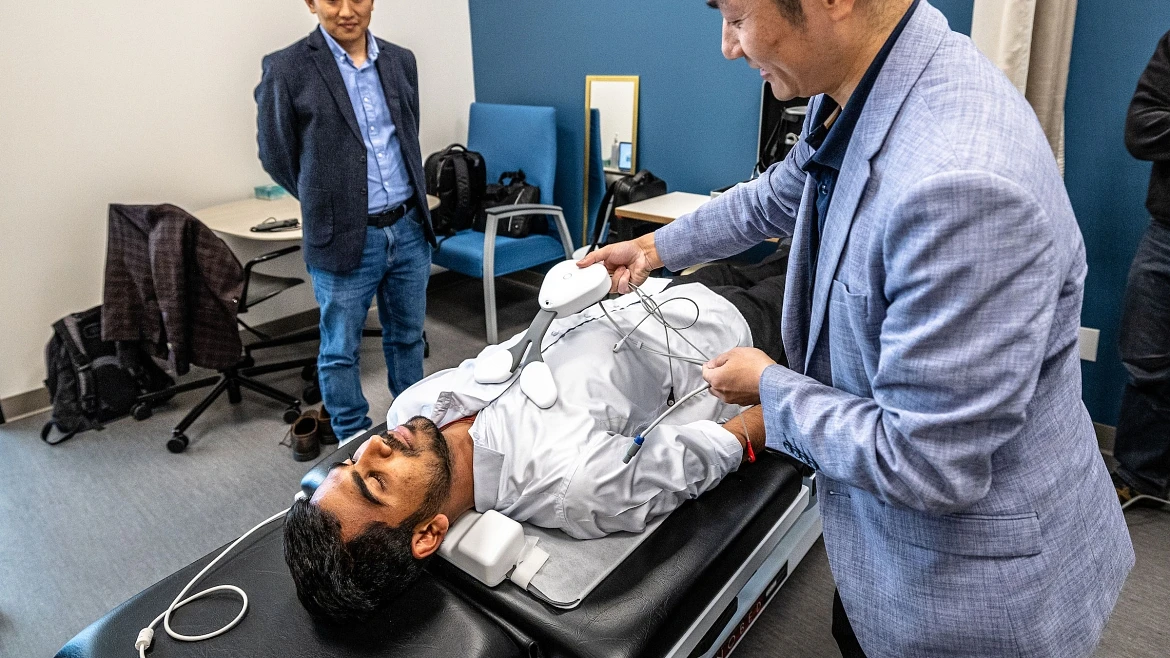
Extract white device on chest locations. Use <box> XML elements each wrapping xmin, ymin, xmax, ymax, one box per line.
<box><xmin>473</xmin><ymin>261</ymin><xmax>612</xmax><ymax>408</ymax></box>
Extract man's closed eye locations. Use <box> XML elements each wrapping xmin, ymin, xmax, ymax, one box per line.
<box><xmin>369</xmin><ymin>471</ymin><xmax>388</xmax><ymax>490</ymax></box>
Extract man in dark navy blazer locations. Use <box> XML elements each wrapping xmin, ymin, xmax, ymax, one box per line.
<box><xmin>256</xmin><ymin>0</ymin><xmax>436</xmax><ymax>442</ymax></box>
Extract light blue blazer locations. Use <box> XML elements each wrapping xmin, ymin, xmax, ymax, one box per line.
<box><xmin>656</xmin><ymin>3</ymin><xmax>1134</xmax><ymax>656</ymax></box>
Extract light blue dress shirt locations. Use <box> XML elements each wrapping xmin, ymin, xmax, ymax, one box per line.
<box><xmin>320</xmin><ymin>25</ymin><xmax>414</xmax><ymax>214</ymax></box>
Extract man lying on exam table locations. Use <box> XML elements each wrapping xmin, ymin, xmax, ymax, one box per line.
<box><xmin>283</xmin><ymin>246</ymin><xmax>791</xmax><ymax>623</ymax></box>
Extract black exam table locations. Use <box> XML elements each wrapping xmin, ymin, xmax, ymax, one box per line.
<box><xmin>57</xmin><ymin>424</ymin><xmax>814</xmax><ymax>658</ymax></box>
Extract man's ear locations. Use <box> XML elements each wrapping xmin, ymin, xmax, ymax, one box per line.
<box><xmin>304</xmin><ymin>0</ymin><xmax>318</xmax><ymax>15</ymax></box>
<box><xmin>411</xmin><ymin>514</ymin><xmax>450</xmax><ymax>559</ymax></box>
<box><xmin>815</xmin><ymin>0</ymin><xmax>859</xmax><ymax>21</ymax></box>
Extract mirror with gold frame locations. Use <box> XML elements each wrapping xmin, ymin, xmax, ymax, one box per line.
<box><xmin>582</xmin><ymin>75</ymin><xmax>640</xmax><ymax>244</ymax></box>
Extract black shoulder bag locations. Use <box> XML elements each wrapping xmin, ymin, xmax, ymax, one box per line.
<box><xmin>473</xmin><ymin>170</ymin><xmax>546</xmax><ymax>238</ymax></box>
<box><xmin>587</xmin><ymin>170</ymin><xmax>668</xmax><ymax>252</ymax></box>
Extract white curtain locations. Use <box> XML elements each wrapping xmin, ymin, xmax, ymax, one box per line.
<box><xmin>971</xmin><ymin>0</ymin><xmax>1079</xmax><ymax>172</ymax></box>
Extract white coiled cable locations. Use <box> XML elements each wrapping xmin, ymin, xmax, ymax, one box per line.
<box><xmin>134</xmin><ymin>507</ymin><xmax>290</xmax><ymax>657</ymax></box>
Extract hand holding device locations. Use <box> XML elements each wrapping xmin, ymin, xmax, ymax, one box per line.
<box><xmin>575</xmin><ymin>233</ymin><xmax>662</xmax><ymax>294</ymax></box>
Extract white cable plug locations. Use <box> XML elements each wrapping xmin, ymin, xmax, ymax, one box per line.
<box><xmin>134</xmin><ymin>628</ymin><xmax>153</xmax><ymax>656</ymax></box>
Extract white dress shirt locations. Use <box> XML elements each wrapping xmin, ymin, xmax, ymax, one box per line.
<box><xmin>387</xmin><ymin>280</ymin><xmax>752</xmax><ymax>539</ymax></box>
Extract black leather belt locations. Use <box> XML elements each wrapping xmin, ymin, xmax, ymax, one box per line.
<box><xmin>367</xmin><ymin>199</ymin><xmax>415</xmax><ymax>229</ymax></box>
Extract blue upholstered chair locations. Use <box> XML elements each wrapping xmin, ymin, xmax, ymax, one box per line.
<box><xmin>432</xmin><ymin>103</ymin><xmax>574</xmax><ymax>343</ymax></box>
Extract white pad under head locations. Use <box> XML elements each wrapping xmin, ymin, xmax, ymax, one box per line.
<box><xmin>473</xmin><ymin>349</ymin><xmax>517</xmax><ymax>385</ymax></box>
<box><xmin>438</xmin><ymin>510</ymin><xmax>548</xmax><ymax>589</ymax></box>
<box><xmin>519</xmin><ymin>361</ymin><xmax>558</xmax><ymax>409</ymax></box>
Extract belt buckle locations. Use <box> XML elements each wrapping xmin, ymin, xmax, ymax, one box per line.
<box><xmin>371</xmin><ymin>208</ymin><xmax>396</xmax><ymax>228</ymax></box>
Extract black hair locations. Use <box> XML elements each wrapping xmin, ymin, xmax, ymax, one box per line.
<box><xmin>283</xmin><ymin>418</ymin><xmax>454</xmax><ymax>623</ymax></box>
<box><xmin>284</xmin><ymin>499</ymin><xmax>423</xmax><ymax>623</ymax></box>
<box><xmin>772</xmin><ymin>0</ymin><xmax>806</xmax><ymax>25</ymax></box>
<box><xmin>706</xmin><ymin>0</ymin><xmax>806</xmax><ymax>27</ymax></box>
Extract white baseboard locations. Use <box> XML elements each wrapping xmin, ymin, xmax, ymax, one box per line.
<box><xmin>0</xmin><ymin>388</ymin><xmax>51</xmax><ymax>424</ymax></box>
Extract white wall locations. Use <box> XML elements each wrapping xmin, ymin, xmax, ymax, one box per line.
<box><xmin>0</xmin><ymin>0</ymin><xmax>475</xmax><ymax>400</ymax></box>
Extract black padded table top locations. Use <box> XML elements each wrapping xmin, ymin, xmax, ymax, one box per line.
<box><xmin>61</xmin><ymin>425</ymin><xmax>801</xmax><ymax>658</ymax></box>
<box><xmin>55</xmin><ymin>516</ymin><xmax>524</xmax><ymax>658</ymax></box>
<box><xmin>304</xmin><ymin>429</ymin><xmax>804</xmax><ymax>658</ymax></box>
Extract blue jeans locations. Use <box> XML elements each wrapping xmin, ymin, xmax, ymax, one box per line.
<box><xmin>307</xmin><ymin>209</ymin><xmax>431</xmax><ymax>439</ymax></box>
<box><xmin>1114</xmin><ymin>219</ymin><xmax>1170</xmax><ymax>497</ymax></box>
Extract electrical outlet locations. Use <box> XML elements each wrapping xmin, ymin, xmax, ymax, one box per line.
<box><xmin>1079</xmin><ymin>327</ymin><xmax>1100</xmax><ymax>362</ymax></box>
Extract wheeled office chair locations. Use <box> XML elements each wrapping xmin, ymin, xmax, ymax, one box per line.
<box><xmin>131</xmin><ymin>243</ymin><xmax>320</xmax><ymax>453</ymax></box>
<box><xmin>135</xmin><ymin>242</ymin><xmax>432</xmax><ymax>453</ymax></box>
<box><xmin>104</xmin><ymin>203</ymin><xmax>428</xmax><ymax>453</ymax></box>
<box><xmin>101</xmin><ymin>204</ymin><xmax>321</xmax><ymax>452</ymax></box>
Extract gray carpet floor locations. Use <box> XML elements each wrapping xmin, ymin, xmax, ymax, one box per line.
<box><xmin>1</xmin><ymin>272</ymin><xmax>1166</xmax><ymax>658</ymax></box>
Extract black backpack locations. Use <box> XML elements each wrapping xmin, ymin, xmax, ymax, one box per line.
<box><xmin>587</xmin><ymin>170</ymin><xmax>668</xmax><ymax>252</ymax></box>
<box><xmin>424</xmin><ymin>144</ymin><xmax>486</xmax><ymax>236</ymax></box>
<box><xmin>472</xmin><ymin>170</ymin><xmax>546</xmax><ymax>238</ymax></box>
<box><xmin>41</xmin><ymin>306</ymin><xmax>173</xmax><ymax>445</ymax></box>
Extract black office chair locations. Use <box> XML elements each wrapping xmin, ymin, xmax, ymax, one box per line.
<box><xmin>132</xmin><ymin>244</ymin><xmax>321</xmax><ymax>453</ymax></box>
<box><xmin>132</xmin><ymin>242</ymin><xmax>430</xmax><ymax>453</ymax></box>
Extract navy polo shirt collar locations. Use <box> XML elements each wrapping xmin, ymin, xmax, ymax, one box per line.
<box><xmin>805</xmin><ymin>0</ymin><xmax>921</xmax><ymax>172</ymax></box>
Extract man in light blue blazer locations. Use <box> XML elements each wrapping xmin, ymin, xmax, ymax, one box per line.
<box><xmin>581</xmin><ymin>0</ymin><xmax>1134</xmax><ymax>655</ymax></box>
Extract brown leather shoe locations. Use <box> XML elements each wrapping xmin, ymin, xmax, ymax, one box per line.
<box><xmin>290</xmin><ymin>413</ymin><xmax>320</xmax><ymax>462</ymax></box>
<box><xmin>316</xmin><ymin>407</ymin><xmax>338</xmax><ymax>445</ymax></box>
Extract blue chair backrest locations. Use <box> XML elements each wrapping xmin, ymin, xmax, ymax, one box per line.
<box><xmin>467</xmin><ymin>103</ymin><xmax>557</xmax><ymax>206</ymax></box>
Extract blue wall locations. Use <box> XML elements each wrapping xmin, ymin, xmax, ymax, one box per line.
<box><xmin>931</xmin><ymin>0</ymin><xmax>973</xmax><ymax>34</ymax></box>
<box><xmin>1064</xmin><ymin>1</ymin><xmax>1169</xmax><ymax>424</ymax></box>
<box><xmin>469</xmin><ymin>1</ymin><xmax>973</xmax><ymax>241</ymax></box>
<box><xmin>468</xmin><ymin>0</ymin><xmax>1160</xmax><ymax>425</ymax></box>
<box><xmin>469</xmin><ymin>1</ymin><xmax>759</xmax><ymax>243</ymax></box>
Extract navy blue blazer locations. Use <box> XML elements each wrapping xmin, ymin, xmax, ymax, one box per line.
<box><xmin>255</xmin><ymin>29</ymin><xmax>435</xmax><ymax>273</ymax></box>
